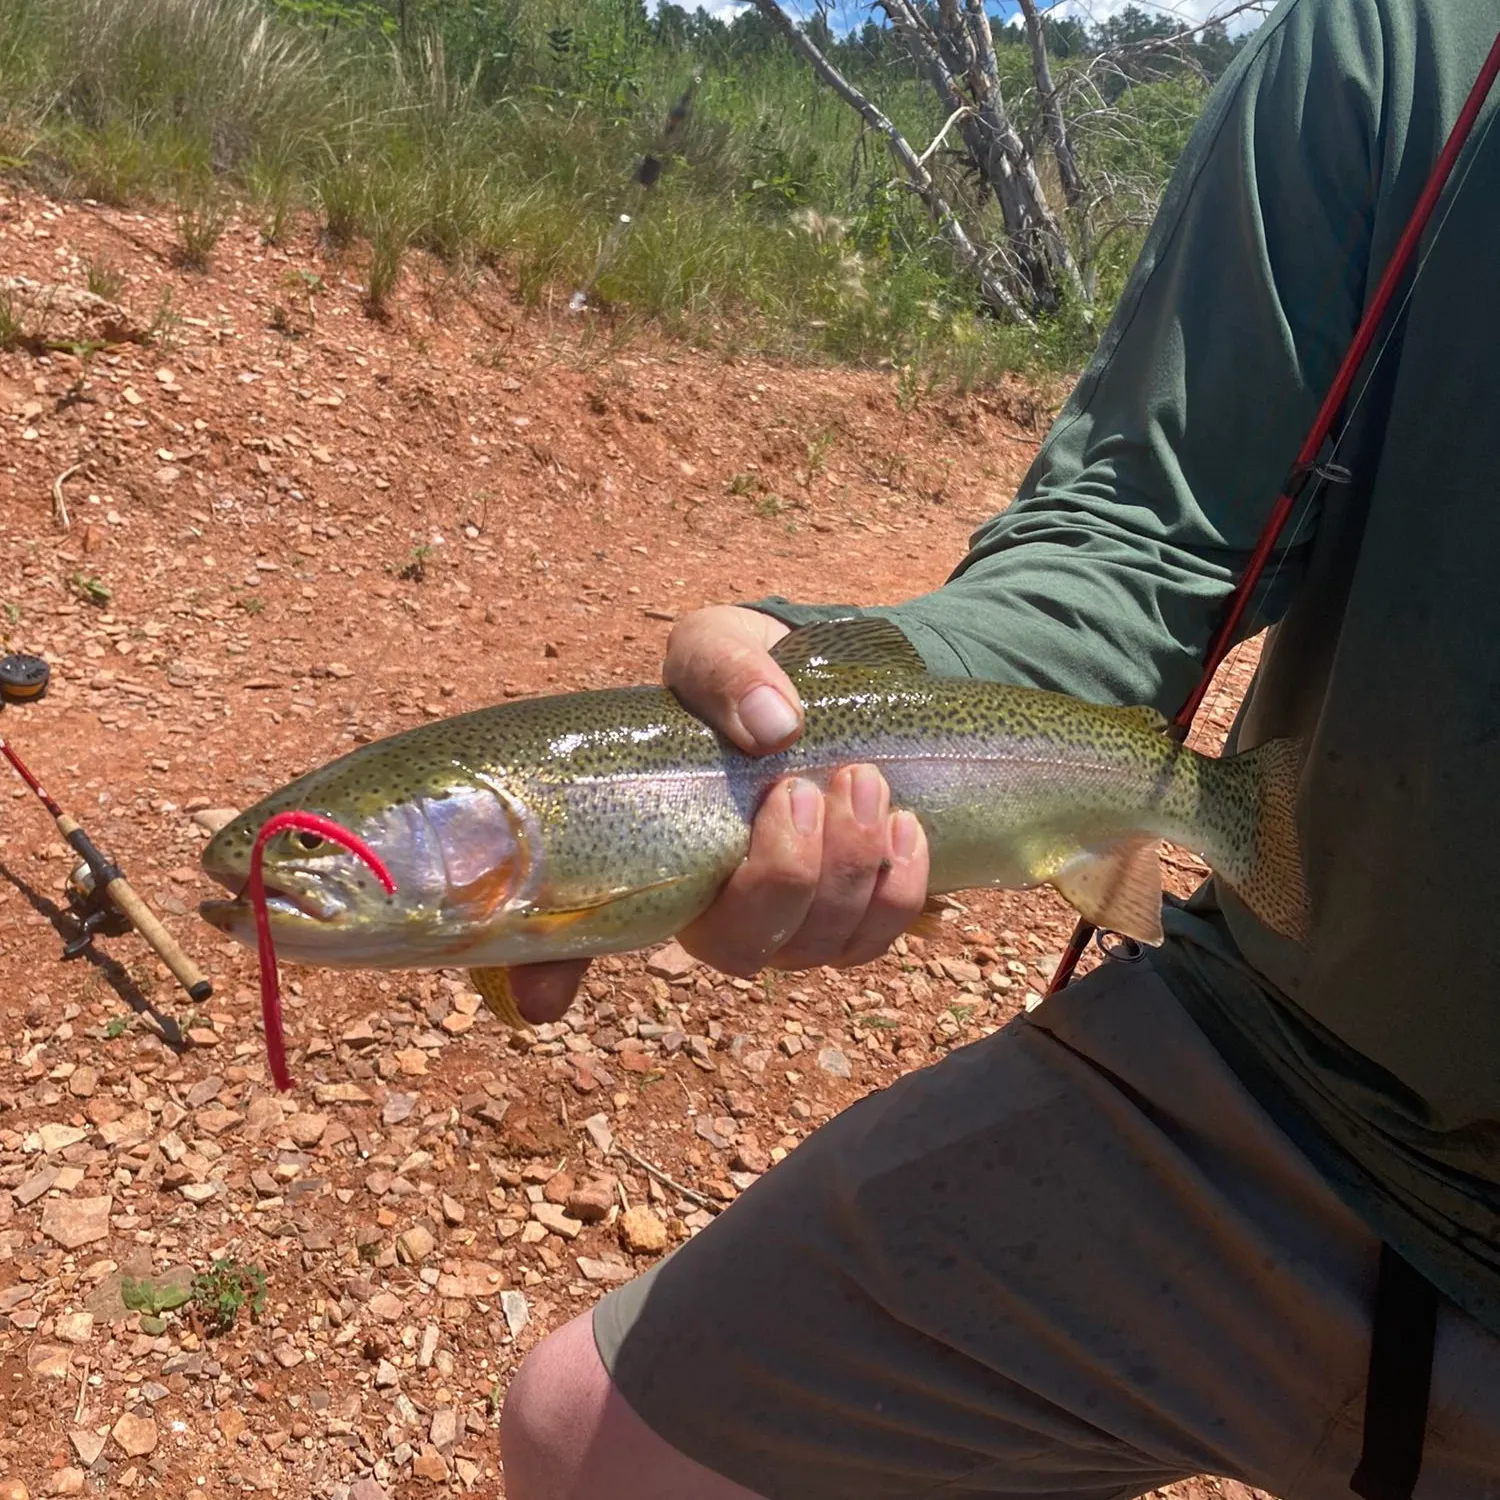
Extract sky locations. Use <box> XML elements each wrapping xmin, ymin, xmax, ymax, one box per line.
<box><xmin>697</xmin><ymin>0</ymin><xmax>1270</xmax><ymax>38</ymax></box>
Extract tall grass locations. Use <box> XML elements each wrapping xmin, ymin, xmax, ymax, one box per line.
<box><xmin>0</xmin><ymin>0</ymin><xmax>1186</xmax><ymax>379</ymax></box>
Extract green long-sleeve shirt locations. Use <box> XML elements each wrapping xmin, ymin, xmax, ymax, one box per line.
<box><xmin>756</xmin><ymin>0</ymin><xmax>1500</xmax><ymax>1338</ymax></box>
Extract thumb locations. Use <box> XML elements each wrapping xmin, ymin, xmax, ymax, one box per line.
<box><xmin>664</xmin><ymin>605</ymin><xmax>803</xmax><ymax>755</ymax></box>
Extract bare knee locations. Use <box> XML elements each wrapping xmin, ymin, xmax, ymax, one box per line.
<box><xmin>500</xmin><ymin>1309</ymin><xmax>763</xmax><ymax>1500</ymax></box>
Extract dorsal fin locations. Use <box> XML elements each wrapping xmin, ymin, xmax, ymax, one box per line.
<box><xmin>770</xmin><ymin>618</ymin><xmax>926</xmax><ymax>679</ymax></box>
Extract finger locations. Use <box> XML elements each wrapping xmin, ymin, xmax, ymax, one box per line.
<box><xmin>507</xmin><ymin>958</ymin><xmax>592</xmax><ymax>1024</ymax></box>
<box><xmin>770</xmin><ymin>764</ymin><xmax>890</xmax><ymax>971</ymax></box>
<box><xmin>676</xmin><ymin>776</ymin><xmax>823</xmax><ymax>977</ymax></box>
<box><xmin>664</xmin><ymin>605</ymin><xmax>802</xmax><ymax>755</ymax></box>
<box><xmin>836</xmin><ymin>809</ymin><xmax>930</xmax><ymax>968</ymax></box>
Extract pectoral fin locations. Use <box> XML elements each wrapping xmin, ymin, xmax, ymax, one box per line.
<box><xmin>518</xmin><ymin>874</ymin><xmax>690</xmax><ymax>934</ymax></box>
<box><xmin>1047</xmin><ymin>838</ymin><xmax>1165</xmax><ymax>946</ymax></box>
<box><xmin>470</xmin><ymin>966</ymin><xmax>530</xmax><ymax>1032</ymax></box>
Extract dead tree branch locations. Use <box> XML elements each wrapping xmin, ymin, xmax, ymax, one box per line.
<box><xmin>1016</xmin><ymin>0</ymin><xmax>1084</xmax><ymax>208</ymax></box>
<box><xmin>749</xmin><ymin>0</ymin><xmax>1037</xmax><ymax>327</ymax></box>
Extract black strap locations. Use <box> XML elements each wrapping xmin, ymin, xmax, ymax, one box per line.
<box><xmin>1349</xmin><ymin>1243</ymin><xmax>1439</xmax><ymax>1500</ymax></box>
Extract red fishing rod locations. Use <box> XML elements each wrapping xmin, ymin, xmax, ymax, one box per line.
<box><xmin>1045</xmin><ymin>24</ymin><xmax>1500</xmax><ymax>997</ymax></box>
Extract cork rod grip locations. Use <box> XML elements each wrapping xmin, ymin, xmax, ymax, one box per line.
<box><xmin>103</xmin><ymin>875</ymin><xmax>214</xmax><ymax>1002</ymax></box>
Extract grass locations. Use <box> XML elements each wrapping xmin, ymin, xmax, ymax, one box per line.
<box><xmin>0</xmin><ymin>0</ymin><xmax>1194</xmax><ymax>381</ymax></box>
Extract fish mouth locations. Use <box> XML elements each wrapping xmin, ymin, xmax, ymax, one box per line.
<box><xmin>198</xmin><ymin>876</ymin><xmax>340</xmax><ymax>930</ymax></box>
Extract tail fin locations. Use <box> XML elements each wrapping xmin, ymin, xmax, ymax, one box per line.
<box><xmin>1211</xmin><ymin>736</ymin><xmax>1310</xmax><ymax>945</ymax></box>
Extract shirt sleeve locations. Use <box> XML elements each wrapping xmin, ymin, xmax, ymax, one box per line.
<box><xmin>755</xmin><ymin>0</ymin><xmax>1388</xmax><ymax>712</ymax></box>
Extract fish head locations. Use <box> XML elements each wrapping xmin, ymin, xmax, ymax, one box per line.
<box><xmin>199</xmin><ymin>746</ymin><xmax>541</xmax><ymax>966</ymax></box>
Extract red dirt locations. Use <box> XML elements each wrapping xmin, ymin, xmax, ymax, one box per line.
<box><xmin>0</xmin><ymin>184</ymin><xmax>1267</xmax><ymax>1500</ymax></box>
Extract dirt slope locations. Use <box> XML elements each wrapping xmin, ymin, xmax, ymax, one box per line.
<box><xmin>0</xmin><ymin>185</ymin><xmax>1266</xmax><ymax>1500</ymax></box>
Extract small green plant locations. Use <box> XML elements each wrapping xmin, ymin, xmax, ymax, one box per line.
<box><xmin>149</xmin><ymin>288</ymin><xmax>183</xmax><ymax>350</ymax></box>
<box><xmin>122</xmin><ymin>1274</ymin><xmax>193</xmax><ymax>1316</ymax></box>
<box><xmin>104</xmin><ymin>1014</ymin><xmax>131</xmax><ymax>1040</ymax></box>
<box><xmin>174</xmin><ymin>178</ymin><xmax>227</xmax><ymax>271</ymax></box>
<box><xmin>191</xmin><ymin>1256</ymin><xmax>268</xmax><ymax>1336</ymax></box>
<box><xmin>0</xmin><ymin>290</ymin><xmax>21</xmax><ymax>352</ymax></box>
<box><xmin>68</xmin><ymin>572</ymin><xmax>111</xmax><ymax>607</ymax></box>
<box><xmin>83</xmin><ymin>256</ymin><xmax>125</xmax><ymax>301</ymax></box>
<box><xmin>395</xmin><ymin>544</ymin><xmax>432</xmax><ymax>582</ymax></box>
<box><xmin>240</xmin><ymin>593</ymin><xmax>266</xmax><ymax>615</ymax></box>
<box><xmin>364</xmin><ymin>202</ymin><xmax>409</xmax><ymax>318</ymax></box>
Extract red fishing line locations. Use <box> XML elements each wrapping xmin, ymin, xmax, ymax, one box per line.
<box><xmin>248</xmin><ymin>810</ymin><xmax>396</xmax><ymax>1091</ymax></box>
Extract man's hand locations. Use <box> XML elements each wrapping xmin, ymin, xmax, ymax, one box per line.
<box><xmin>506</xmin><ymin>605</ymin><xmax>930</xmax><ymax>1023</ymax></box>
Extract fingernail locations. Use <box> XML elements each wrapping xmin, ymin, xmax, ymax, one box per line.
<box><xmin>739</xmin><ymin>683</ymin><xmax>800</xmax><ymax>747</ymax></box>
<box><xmin>788</xmin><ymin>778</ymin><xmax>821</xmax><ymax>836</ymax></box>
<box><xmin>850</xmin><ymin>764</ymin><xmax>884</xmax><ymax>828</ymax></box>
<box><xmin>891</xmin><ymin>810</ymin><xmax>921</xmax><ymax>860</ymax></box>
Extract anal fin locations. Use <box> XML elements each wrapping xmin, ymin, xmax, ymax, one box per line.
<box><xmin>1048</xmin><ymin>838</ymin><xmax>1165</xmax><ymax>946</ymax></box>
<box><xmin>470</xmin><ymin>966</ymin><xmax>531</xmax><ymax>1033</ymax></box>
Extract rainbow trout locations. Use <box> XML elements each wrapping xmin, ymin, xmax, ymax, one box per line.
<box><xmin>199</xmin><ymin>619</ymin><xmax>1308</xmax><ymax>1026</ymax></box>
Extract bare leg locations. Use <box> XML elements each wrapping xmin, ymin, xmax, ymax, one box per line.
<box><xmin>501</xmin><ymin>1309</ymin><xmax>768</xmax><ymax>1500</ymax></box>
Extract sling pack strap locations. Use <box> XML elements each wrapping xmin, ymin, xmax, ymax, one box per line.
<box><xmin>1349</xmin><ymin>1243</ymin><xmax>1440</xmax><ymax>1500</ymax></box>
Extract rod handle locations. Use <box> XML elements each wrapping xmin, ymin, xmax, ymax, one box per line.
<box><xmin>104</xmin><ymin>875</ymin><xmax>214</xmax><ymax>1002</ymax></box>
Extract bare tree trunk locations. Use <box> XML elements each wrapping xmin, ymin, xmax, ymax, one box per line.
<box><xmin>749</xmin><ymin>0</ymin><xmax>1037</xmax><ymax>328</ymax></box>
<box><xmin>1016</xmin><ymin>0</ymin><xmax>1084</xmax><ymax>209</ymax></box>
<box><xmin>880</xmin><ymin>0</ymin><xmax>1086</xmax><ymax>313</ymax></box>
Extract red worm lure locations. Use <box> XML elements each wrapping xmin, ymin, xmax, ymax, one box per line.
<box><xmin>248</xmin><ymin>810</ymin><xmax>396</xmax><ymax>1091</ymax></box>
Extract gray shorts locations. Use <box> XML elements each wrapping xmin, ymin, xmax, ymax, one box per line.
<box><xmin>593</xmin><ymin>959</ymin><xmax>1500</xmax><ymax>1499</ymax></box>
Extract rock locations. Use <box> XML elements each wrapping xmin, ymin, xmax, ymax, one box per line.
<box><xmin>37</xmin><ymin>1124</ymin><xmax>88</xmax><ymax>1154</ymax></box>
<box><xmin>67</xmin><ymin>1067</ymin><xmax>98</xmax><ymax>1099</ymax></box>
<box><xmin>374</xmin><ymin>1358</ymin><xmax>400</xmax><ymax>1388</ymax></box>
<box><xmin>14</xmin><ymin>1167</ymin><xmax>59</xmax><ymax>1206</ymax></box>
<box><xmin>179</xmin><ymin>1182</ymin><xmax>217</xmax><ymax>1204</ymax></box>
<box><xmin>583</xmin><ymin>1112</ymin><xmax>615</xmax><ymax>1155</ymax></box>
<box><xmin>368</xmin><ymin>1291</ymin><xmax>404</xmax><ymax>1321</ymax></box>
<box><xmin>54</xmin><ymin>1311</ymin><xmax>94</xmax><ymax>1343</ymax></box>
<box><xmin>731</xmin><ymin>1142</ymin><xmax>771</xmax><ymax>1175</ymax></box>
<box><xmin>941</xmin><ymin>957</ymin><xmax>984</xmax><ymax>986</ymax></box>
<box><xmin>565</xmin><ymin>1176</ymin><xmax>617</xmax><ymax>1224</ymax></box>
<box><xmin>646</xmin><ymin>940</ymin><xmax>698</xmax><ymax>981</ymax></box>
<box><xmin>0</xmin><ymin>1480</ymin><xmax>29</xmax><ymax>1500</ymax></box>
<box><xmin>541</xmin><ymin>1172</ymin><xmax>576</xmax><ymax>1205</ymax></box>
<box><xmin>531</xmin><ymin>1202</ymin><xmax>583</xmax><ymax>1240</ymax></box>
<box><xmin>111</xmin><ymin>1411</ymin><xmax>158</xmax><ymax>1457</ymax></box>
<box><xmin>396</xmin><ymin>1224</ymin><xmax>436</xmax><ymax>1264</ymax></box>
<box><xmin>440</xmin><ymin>1193</ymin><xmax>465</xmax><ymax>1225</ymax></box>
<box><xmin>218</xmin><ymin>1409</ymin><xmax>246</xmax><ymax>1442</ymax></box>
<box><xmin>501</xmin><ymin>1289</ymin><xmax>529</xmax><ymax>1339</ymax></box>
<box><xmin>313</xmin><ymin>1082</ymin><xmax>372</xmax><ymax>1104</ymax></box>
<box><xmin>412</xmin><ymin>1446</ymin><xmax>449</xmax><ymax>1482</ymax></box>
<box><xmin>348</xmin><ymin>1482</ymin><xmax>390</xmax><ymax>1500</ymax></box>
<box><xmin>619</xmin><ymin>1206</ymin><xmax>668</xmax><ymax>1255</ymax></box>
<box><xmin>381</xmin><ymin>1093</ymin><xmax>417</xmax><ymax>1125</ymax></box>
<box><xmin>417</xmin><ymin>1325</ymin><xmax>439</xmax><ymax>1368</ymax></box>
<box><xmin>190</xmin><ymin>807</ymin><xmax>239</xmax><ymax>834</ymax></box>
<box><xmin>435</xmin><ymin>1261</ymin><xmax>505</xmax><ymax>1299</ymax></box>
<box><xmin>46</xmin><ymin>1472</ymin><xmax>84</xmax><ymax>1497</ymax></box>
<box><xmin>285</xmin><ymin>1112</ymin><xmax>329</xmax><ymax>1147</ymax></box>
<box><xmin>243</xmin><ymin>1097</ymin><xmax>285</xmax><ymax>1138</ymax></box>
<box><xmin>576</xmin><ymin>1255</ymin><xmax>635</xmax><ymax>1284</ymax></box>
<box><xmin>40</xmin><ymin>1195</ymin><xmax>111</xmax><ymax>1249</ymax></box>
<box><xmin>816</xmin><ymin>1046</ymin><xmax>852</xmax><ymax>1079</ymax></box>
<box><xmin>69</xmin><ymin>1429</ymin><xmax>106</xmax><ymax>1467</ymax></box>
<box><xmin>429</xmin><ymin>1406</ymin><xmax>459</xmax><ymax>1451</ymax></box>
<box><xmin>185</xmin><ymin>1075</ymin><xmax>223</xmax><ymax>1108</ymax></box>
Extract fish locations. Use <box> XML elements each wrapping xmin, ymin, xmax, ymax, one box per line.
<box><xmin>198</xmin><ymin>617</ymin><xmax>1309</xmax><ymax>1029</ymax></box>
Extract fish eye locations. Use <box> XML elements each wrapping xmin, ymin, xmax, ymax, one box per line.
<box><xmin>289</xmin><ymin>831</ymin><xmax>327</xmax><ymax>853</ymax></box>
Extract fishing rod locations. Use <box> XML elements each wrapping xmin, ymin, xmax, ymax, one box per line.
<box><xmin>1044</xmin><ymin>24</ymin><xmax>1500</xmax><ymax>997</ymax></box>
<box><xmin>0</xmin><ymin>653</ymin><xmax>213</xmax><ymax>1004</ymax></box>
